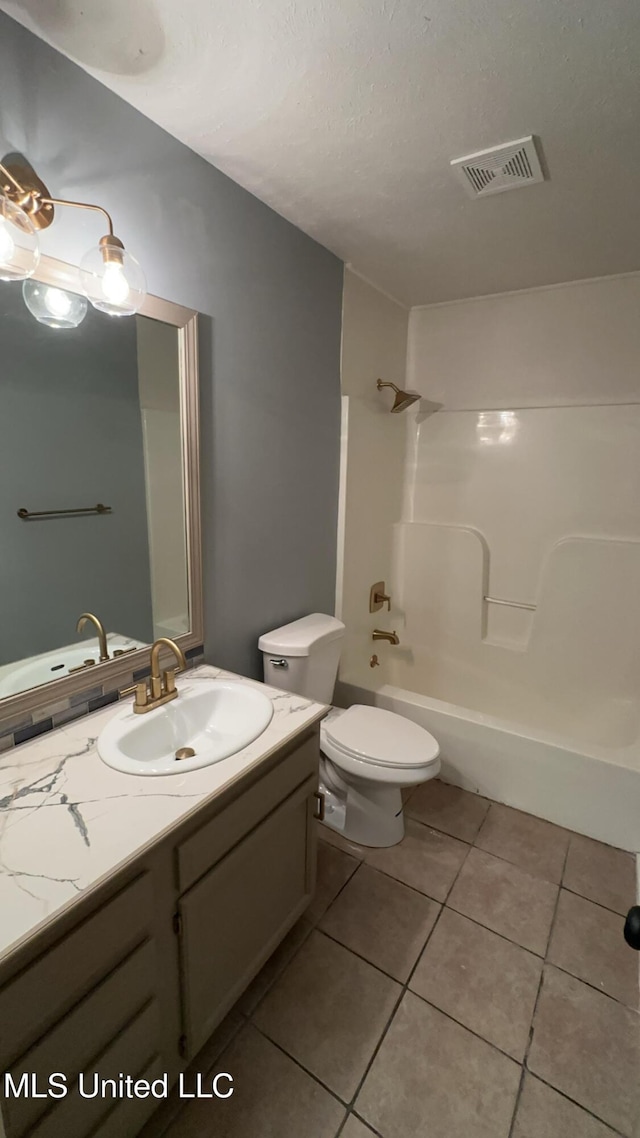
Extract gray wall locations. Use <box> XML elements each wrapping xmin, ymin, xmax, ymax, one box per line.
<box><xmin>0</xmin><ymin>12</ymin><xmax>343</xmax><ymax>679</ymax></box>
<box><xmin>0</xmin><ymin>285</ymin><xmax>154</xmax><ymax>665</ymax></box>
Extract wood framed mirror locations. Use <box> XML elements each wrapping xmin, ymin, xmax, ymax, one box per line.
<box><xmin>0</xmin><ymin>253</ymin><xmax>202</xmax><ymax>724</ymax></box>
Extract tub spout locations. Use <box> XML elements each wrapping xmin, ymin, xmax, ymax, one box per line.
<box><xmin>372</xmin><ymin>629</ymin><xmax>400</xmax><ymax>645</ymax></box>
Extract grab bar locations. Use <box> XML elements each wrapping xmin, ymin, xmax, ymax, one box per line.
<box><xmin>17</xmin><ymin>503</ymin><xmax>112</xmax><ymax>520</ymax></box>
<box><xmin>484</xmin><ymin>596</ymin><xmax>536</xmax><ymax>612</ymax></box>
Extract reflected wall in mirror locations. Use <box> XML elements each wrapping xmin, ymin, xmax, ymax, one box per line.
<box><xmin>0</xmin><ymin>258</ymin><xmax>201</xmax><ymax>704</ymax></box>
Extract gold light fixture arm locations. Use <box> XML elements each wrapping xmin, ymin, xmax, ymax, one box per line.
<box><xmin>41</xmin><ymin>197</ymin><xmax>115</xmax><ymax>237</ymax></box>
<box><xmin>0</xmin><ymin>161</ymin><xmax>27</xmax><ymax>195</ymax></box>
<box><xmin>1</xmin><ymin>156</ymin><xmax>116</xmax><ymax>238</ymax></box>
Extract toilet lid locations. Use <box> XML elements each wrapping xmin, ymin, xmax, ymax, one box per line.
<box><xmin>323</xmin><ymin>705</ymin><xmax>439</xmax><ymax>768</ymax></box>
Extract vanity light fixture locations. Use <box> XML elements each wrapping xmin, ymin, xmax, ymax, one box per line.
<box><xmin>0</xmin><ymin>156</ymin><xmax>146</xmax><ymax>317</ymax></box>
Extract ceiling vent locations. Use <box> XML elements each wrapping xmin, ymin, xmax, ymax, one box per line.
<box><xmin>451</xmin><ymin>136</ymin><xmax>545</xmax><ymax>198</ymax></box>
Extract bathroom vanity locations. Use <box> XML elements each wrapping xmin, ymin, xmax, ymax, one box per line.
<box><xmin>0</xmin><ymin>666</ymin><xmax>326</xmax><ymax>1138</ymax></box>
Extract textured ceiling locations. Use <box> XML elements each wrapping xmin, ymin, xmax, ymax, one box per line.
<box><xmin>2</xmin><ymin>0</ymin><xmax>640</xmax><ymax>305</ymax></box>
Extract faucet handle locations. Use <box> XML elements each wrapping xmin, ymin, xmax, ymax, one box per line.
<box><xmin>163</xmin><ymin>669</ymin><xmax>178</xmax><ymax>695</ymax></box>
<box><xmin>369</xmin><ymin>581</ymin><xmax>391</xmax><ymax>612</ymax></box>
<box><xmin>120</xmin><ymin>682</ymin><xmax>149</xmax><ymax>711</ymax></box>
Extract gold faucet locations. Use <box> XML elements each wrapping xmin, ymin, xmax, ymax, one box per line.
<box><xmin>76</xmin><ymin>612</ymin><xmax>109</xmax><ymax>662</ymax></box>
<box><xmin>372</xmin><ymin>629</ymin><xmax>400</xmax><ymax>645</ymax></box>
<box><xmin>121</xmin><ymin>637</ymin><xmax>187</xmax><ymax>714</ymax></box>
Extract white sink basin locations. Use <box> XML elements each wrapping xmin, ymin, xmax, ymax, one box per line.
<box><xmin>98</xmin><ymin>679</ymin><xmax>274</xmax><ymax>776</ymax></box>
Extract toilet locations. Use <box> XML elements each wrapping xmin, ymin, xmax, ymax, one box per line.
<box><xmin>259</xmin><ymin>613</ymin><xmax>440</xmax><ymax>847</ymax></box>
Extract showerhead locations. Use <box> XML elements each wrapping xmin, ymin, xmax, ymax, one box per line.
<box><xmin>376</xmin><ymin>378</ymin><xmax>420</xmax><ymax>413</ymax></box>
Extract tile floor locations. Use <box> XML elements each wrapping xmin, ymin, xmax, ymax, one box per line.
<box><xmin>152</xmin><ymin>780</ymin><xmax>639</xmax><ymax>1138</ymax></box>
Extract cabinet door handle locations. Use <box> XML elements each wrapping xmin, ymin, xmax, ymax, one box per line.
<box><xmin>313</xmin><ymin>791</ymin><xmax>325</xmax><ymax>822</ymax></box>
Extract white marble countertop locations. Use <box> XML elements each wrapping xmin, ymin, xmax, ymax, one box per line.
<box><xmin>0</xmin><ymin>665</ymin><xmax>326</xmax><ymax>965</ymax></box>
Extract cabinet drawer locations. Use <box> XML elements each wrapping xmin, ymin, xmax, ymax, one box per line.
<box><xmin>89</xmin><ymin>1056</ymin><xmax>165</xmax><ymax>1138</ymax></box>
<box><xmin>177</xmin><ymin>734</ymin><xmax>319</xmax><ymax>891</ymax></box>
<box><xmin>0</xmin><ymin>873</ymin><xmax>154</xmax><ymax>1064</ymax></box>
<box><xmin>179</xmin><ymin>776</ymin><xmax>316</xmax><ymax>1054</ymax></box>
<box><xmin>28</xmin><ymin>1000</ymin><xmax>160</xmax><ymax>1138</ymax></box>
<box><xmin>3</xmin><ymin>939</ymin><xmax>157</xmax><ymax>1138</ymax></box>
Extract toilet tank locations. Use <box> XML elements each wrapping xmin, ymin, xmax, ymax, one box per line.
<box><xmin>259</xmin><ymin>614</ymin><xmax>345</xmax><ymax>703</ymax></box>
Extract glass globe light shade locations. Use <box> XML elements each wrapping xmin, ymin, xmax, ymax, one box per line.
<box><xmin>0</xmin><ymin>194</ymin><xmax>40</xmax><ymax>281</ymax></box>
<box><xmin>22</xmin><ymin>280</ymin><xmax>88</xmax><ymax>329</ymax></box>
<box><xmin>79</xmin><ymin>241</ymin><xmax>146</xmax><ymax>317</ymax></box>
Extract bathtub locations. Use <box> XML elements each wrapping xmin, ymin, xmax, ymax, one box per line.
<box><xmin>336</xmin><ymin>669</ymin><xmax>640</xmax><ymax>854</ymax></box>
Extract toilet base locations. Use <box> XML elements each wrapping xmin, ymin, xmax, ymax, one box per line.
<box><xmin>320</xmin><ymin>765</ymin><xmax>405</xmax><ymax>848</ymax></box>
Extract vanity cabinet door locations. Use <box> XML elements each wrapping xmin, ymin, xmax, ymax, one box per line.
<box><xmin>177</xmin><ymin>735</ymin><xmax>319</xmax><ymax>893</ymax></box>
<box><xmin>177</xmin><ymin>775</ymin><xmax>317</xmax><ymax>1056</ymax></box>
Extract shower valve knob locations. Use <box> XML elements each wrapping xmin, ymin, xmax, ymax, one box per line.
<box><xmin>369</xmin><ymin>581</ymin><xmax>391</xmax><ymax>613</ymax></box>
<box><xmin>624</xmin><ymin>906</ymin><xmax>640</xmax><ymax>950</ymax></box>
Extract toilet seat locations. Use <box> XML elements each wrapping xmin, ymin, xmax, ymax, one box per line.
<box><xmin>321</xmin><ymin>705</ymin><xmax>440</xmax><ymax>772</ymax></box>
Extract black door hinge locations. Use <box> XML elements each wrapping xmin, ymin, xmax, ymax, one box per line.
<box><xmin>172</xmin><ymin>911</ymin><xmax>182</xmax><ymax>936</ymax></box>
<box><xmin>178</xmin><ymin>1034</ymin><xmax>188</xmax><ymax>1060</ymax></box>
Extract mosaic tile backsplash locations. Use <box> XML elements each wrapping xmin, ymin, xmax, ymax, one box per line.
<box><xmin>0</xmin><ymin>646</ymin><xmax>205</xmax><ymax>753</ymax></box>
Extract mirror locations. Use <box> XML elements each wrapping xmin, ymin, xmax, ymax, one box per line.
<box><xmin>0</xmin><ymin>255</ymin><xmax>202</xmax><ymax>709</ymax></box>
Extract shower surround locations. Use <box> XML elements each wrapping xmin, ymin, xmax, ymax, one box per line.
<box><xmin>337</xmin><ymin>270</ymin><xmax>640</xmax><ymax>852</ymax></box>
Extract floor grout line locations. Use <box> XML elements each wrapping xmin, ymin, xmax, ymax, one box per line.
<box><xmin>337</xmin><ymin>851</ymin><xmax>456</xmax><ymax>904</ymax></box>
<box><xmin>250</xmin><ymin>1018</ymin><xmax>351</xmax><ymax>1106</ymax></box>
<box><xmin>506</xmin><ymin>1066</ymin><xmax>529</xmax><ymax>1138</ymax></box>
<box><xmin>334</xmin><ymin>1109</ymin><xmax>385</xmax><ymax>1138</ymax></box>
<box><xmin>343</xmin><ymin>986</ymin><xmax>406</xmax><ymax>1114</ymax></box>
<box><xmin>362</xmin><ymin>857</ymin><xmax>467</xmax><ymax>906</ymax></box>
<box><xmin>506</xmin><ymin>839</ymin><xmax>568</xmax><ymax>1138</ymax></box>
<box><xmin>559</xmin><ymin>882</ymin><xmax>633</xmax><ymax>920</ymax></box>
<box><xmin>541</xmin><ymin>959</ymin><xmax>640</xmax><ymax>1011</ymax></box>
<box><xmin>317</xmin><ymin>924</ymin><xmax>426</xmax><ymax>986</ymax></box>
<box><xmin>406</xmin><ymin>984</ymin><xmax>526</xmax><ymax>1066</ymax></box>
<box><xmin>521</xmin><ymin>1070</ymin><xmax>630</xmax><ymax>1136</ymax></box>
<box><xmin>333</xmin><ymin>1113</ymin><xmax>349</xmax><ymax>1138</ymax></box>
<box><xmin>506</xmin><ymin>927</ymin><xmax>553</xmax><ymax>1134</ymax></box>
<box><xmin>307</xmin><ymin>846</ymin><xmax>362</xmax><ymax>922</ymax></box>
<box><xmin>350</xmin><ymin>1110</ymin><xmax>385</xmax><ymax>1136</ymax></box>
<box><xmin>444</xmin><ymin>889</ymin><xmax>556</xmax><ymax>958</ymax></box>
